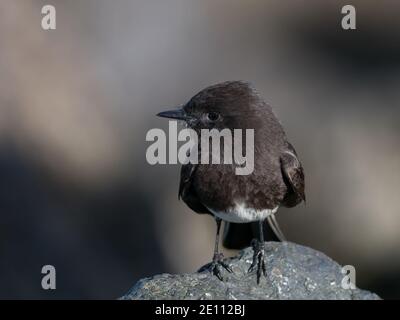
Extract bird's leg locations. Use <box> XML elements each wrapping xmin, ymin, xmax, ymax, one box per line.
<box><xmin>200</xmin><ymin>218</ymin><xmax>233</xmax><ymax>280</ymax></box>
<box><xmin>248</xmin><ymin>219</ymin><xmax>267</xmax><ymax>284</ymax></box>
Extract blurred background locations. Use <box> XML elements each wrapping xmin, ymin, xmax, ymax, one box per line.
<box><xmin>0</xmin><ymin>0</ymin><xmax>399</xmax><ymax>299</ymax></box>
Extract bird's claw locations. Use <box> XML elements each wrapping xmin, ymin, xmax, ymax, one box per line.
<box><xmin>248</xmin><ymin>239</ymin><xmax>267</xmax><ymax>284</ymax></box>
<box><xmin>200</xmin><ymin>253</ymin><xmax>233</xmax><ymax>281</ymax></box>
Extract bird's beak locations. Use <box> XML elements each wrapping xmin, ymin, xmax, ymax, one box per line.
<box><xmin>156</xmin><ymin>107</ymin><xmax>187</xmax><ymax>120</ymax></box>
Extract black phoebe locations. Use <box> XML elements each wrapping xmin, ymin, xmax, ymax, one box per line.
<box><xmin>157</xmin><ymin>81</ymin><xmax>305</xmax><ymax>283</ymax></box>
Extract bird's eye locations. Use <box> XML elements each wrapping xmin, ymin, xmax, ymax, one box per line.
<box><xmin>207</xmin><ymin>112</ymin><xmax>220</xmax><ymax>121</ymax></box>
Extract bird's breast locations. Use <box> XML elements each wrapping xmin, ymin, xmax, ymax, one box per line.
<box><xmin>205</xmin><ymin>202</ymin><xmax>279</xmax><ymax>223</ymax></box>
<box><xmin>192</xmin><ymin>162</ymin><xmax>286</xmax><ymax>218</ymax></box>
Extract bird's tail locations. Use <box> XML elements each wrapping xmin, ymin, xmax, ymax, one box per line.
<box><xmin>266</xmin><ymin>214</ymin><xmax>286</xmax><ymax>242</ymax></box>
<box><xmin>222</xmin><ymin>213</ymin><xmax>286</xmax><ymax>249</ymax></box>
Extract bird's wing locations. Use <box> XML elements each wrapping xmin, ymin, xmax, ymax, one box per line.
<box><xmin>280</xmin><ymin>143</ymin><xmax>306</xmax><ymax>206</ymax></box>
<box><xmin>179</xmin><ymin>163</ymin><xmax>210</xmax><ymax>214</ymax></box>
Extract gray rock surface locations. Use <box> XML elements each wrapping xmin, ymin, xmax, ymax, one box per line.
<box><xmin>121</xmin><ymin>242</ymin><xmax>380</xmax><ymax>300</ymax></box>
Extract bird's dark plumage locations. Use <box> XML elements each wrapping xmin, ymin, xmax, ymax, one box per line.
<box><xmin>174</xmin><ymin>81</ymin><xmax>305</xmax><ymax>248</ymax></box>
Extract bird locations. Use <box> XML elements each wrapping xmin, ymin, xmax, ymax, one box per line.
<box><xmin>157</xmin><ymin>81</ymin><xmax>305</xmax><ymax>284</ymax></box>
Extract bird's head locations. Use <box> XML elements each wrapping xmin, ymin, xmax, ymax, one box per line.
<box><xmin>157</xmin><ymin>81</ymin><xmax>263</xmax><ymax>131</ymax></box>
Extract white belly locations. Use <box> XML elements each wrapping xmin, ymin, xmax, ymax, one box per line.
<box><xmin>206</xmin><ymin>202</ymin><xmax>279</xmax><ymax>223</ymax></box>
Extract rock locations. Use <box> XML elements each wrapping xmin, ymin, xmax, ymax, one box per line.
<box><xmin>121</xmin><ymin>242</ymin><xmax>380</xmax><ymax>300</ymax></box>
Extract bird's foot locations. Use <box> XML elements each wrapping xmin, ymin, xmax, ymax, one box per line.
<box><xmin>199</xmin><ymin>253</ymin><xmax>233</xmax><ymax>281</ymax></box>
<box><xmin>248</xmin><ymin>239</ymin><xmax>267</xmax><ymax>284</ymax></box>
